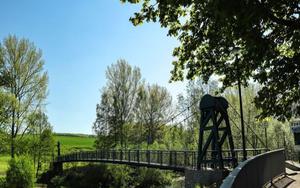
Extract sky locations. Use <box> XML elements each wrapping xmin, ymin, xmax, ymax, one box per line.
<box><xmin>0</xmin><ymin>0</ymin><xmax>186</xmax><ymax>134</ymax></box>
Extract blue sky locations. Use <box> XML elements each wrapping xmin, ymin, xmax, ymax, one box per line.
<box><xmin>0</xmin><ymin>0</ymin><xmax>186</xmax><ymax>134</ymax></box>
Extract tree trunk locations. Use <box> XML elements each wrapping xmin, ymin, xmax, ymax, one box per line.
<box><xmin>11</xmin><ymin>110</ymin><xmax>15</xmax><ymax>158</ymax></box>
<box><xmin>120</xmin><ymin>123</ymin><xmax>123</xmax><ymax>148</ymax></box>
<box><xmin>36</xmin><ymin>149</ymin><xmax>41</xmax><ymax>177</ymax></box>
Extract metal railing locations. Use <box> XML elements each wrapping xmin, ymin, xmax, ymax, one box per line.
<box><xmin>56</xmin><ymin>150</ymin><xmax>196</xmax><ymax>171</ymax></box>
<box><xmin>54</xmin><ymin>148</ymin><xmax>267</xmax><ymax>172</ymax></box>
<box><xmin>220</xmin><ymin>149</ymin><xmax>286</xmax><ymax>188</ymax></box>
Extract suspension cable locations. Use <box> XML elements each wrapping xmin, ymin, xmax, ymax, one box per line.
<box><xmin>227</xmin><ymin>113</ymin><xmax>263</xmax><ymax>149</ymax></box>
<box><xmin>228</xmin><ymin>102</ymin><xmax>267</xmax><ymax>148</ymax></box>
<box><xmin>162</xmin><ymin>97</ymin><xmax>201</xmax><ymax>125</ymax></box>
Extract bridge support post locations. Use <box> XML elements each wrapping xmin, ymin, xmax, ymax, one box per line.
<box><xmin>57</xmin><ymin>141</ymin><xmax>61</xmax><ymax>157</ymax></box>
<box><xmin>52</xmin><ymin>141</ymin><xmax>63</xmax><ymax>175</ymax></box>
<box><xmin>52</xmin><ymin>162</ymin><xmax>63</xmax><ymax>175</ymax></box>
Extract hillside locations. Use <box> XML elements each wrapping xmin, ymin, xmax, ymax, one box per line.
<box><xmin>54</xmin><ymin>133</ymin><xmax>96</xmax><ymax>154</ymax></box>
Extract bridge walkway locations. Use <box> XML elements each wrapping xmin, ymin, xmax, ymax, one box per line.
<box><xmin>54</xmin><ymin>148</ymin><xmax>267</xmax><ymax>172</ymax></box>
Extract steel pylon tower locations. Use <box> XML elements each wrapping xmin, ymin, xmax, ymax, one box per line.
<box><xmin>197</xmin><ymin>94</ymin><xmax>237</xmax><ymax>170</ymax></box>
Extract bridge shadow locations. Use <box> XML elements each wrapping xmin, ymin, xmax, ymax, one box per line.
<box><xmin>266</xmin><ymin>176</ymin><xmax>295</xmax><ymax>188</ymax></box>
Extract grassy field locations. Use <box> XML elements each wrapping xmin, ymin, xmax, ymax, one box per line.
<box><xmin>54</xmin><ymin>133</ymin><xmax>96</xmax><ymax>154</ymax></box>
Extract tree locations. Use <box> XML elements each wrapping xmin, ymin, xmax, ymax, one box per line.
<box><xmin>0</xmin><ymin>92</ymin><xmax>13</xmax><ymax>152</ymax></box>
<box><xmin>6</xmin><ymin>156</ymin><xmax>35</xmax><ymax>188</ymax></box>
<box><xmin>27</xmin><ymin>110</ymin><xmax>54</xmax><ymax>177</ymax></box>
<box><xmin>93</xmin><ymin>59</ymin><xmax>141</xmax><ymax>148</ymax></box>
<box><xmin>225</xmin><ymin>84</ymin><xmax>265</xmax><ymax>149</ymax></box>
<box><xmin>0</xmin><ymin>35</ymin><xmax>48</xmax><ymax>158</ymax></box>
<box><xmin>0</xmin><ymin>92</ymin><xmax>12</xmax><ymax>128</ymax></box>
<box><xmin>135</xmin><ymin>83</ymin><xmax>173</xmax><ymax>146</ymax></box>
<box><xmin>120</xmin><ymin>0</ymin><xmax>300</xmax><ymax>120</ymax></box>
<box><xmin>93</xmin><ymin>89</ymin><xmax>116</xmax><ymax>149</ymax></box>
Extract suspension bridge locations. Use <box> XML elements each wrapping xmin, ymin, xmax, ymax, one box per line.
<box><xmin>52</xmin><ymin>94</ymin><xmax>291</xmax><ymax>188</ymax></box>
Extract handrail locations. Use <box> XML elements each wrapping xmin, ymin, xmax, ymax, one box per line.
<box><xmin>55</xmin><ymin>150</ymin><xmax>197</xmax><ymax>171</ymax></box>
<box><xmin>54</xmin><ymin>148</ymin><xmax>268</xmax><ymax>172</ymax></box>
<box><xmin>56</xmin><ymin>148</ymin><xmax>267</xmax><ymax>155</ymax></box>
<box><xmin>220</xmin><ymin>149</ymin><xmax>285</xmax><ymax>188</ymax></box>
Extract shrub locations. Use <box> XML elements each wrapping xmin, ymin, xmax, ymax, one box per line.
<box><xmin>6</xmin><ymin>155</ymin><xmax>35</xmax><ymax>188</ymax></box>
<box><xmin>0</xmin><ymin>177</ymin><xmax>6</xmax><ymax>188</ymax></box>
<box><xmin>108</xmin><ymin>165</ymin><xmax>133</xmax><ymax>187</ymax></box>
<box><xmin>134</xmin><ymin>168</ymin><xmax>172</xmax><ymax>188</ymax></box>
<box><xmin>50</xmin><ymin>175</ymin><xmax>65</xmax><ymax>187</ymax></box>
<box><xmin>37</xmin><ymin>169</ymin><xmax>56</xmax><ymax>185</ymax></box>
<box><xmin>62</xmin><ymin>164</ymin><xmax>111</xmax><ymax>188</ymax></box>
<box><xmin>53</xmin><ymin>164</ymin><xmax>172</xmax><ymax>188</ymax></box>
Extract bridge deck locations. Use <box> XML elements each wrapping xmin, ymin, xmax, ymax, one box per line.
<box><xmin>54</xmin><ymin>149</ymin><xmax>267</xmax><ymax>172</ymax></box>
<box><xmin>57</xmin><ymin>158</ymin><xmax>186</xmax><ymax>171</ymax></box>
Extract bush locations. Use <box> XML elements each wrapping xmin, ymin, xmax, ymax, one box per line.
<box><xmin>0</xmin><ymin>177</ymin><xmax>6</xmax><ymax>188</ymax></box>
<box><xmin>48</xmin><ymin>164</ymin><xmax>172</xmax><ymax>188</ymax></box>
<box><xmin>37</xmin><ymin>169</ymin><xmax>56</xmax><ymax>185</ymax></box>
<box><xmin>134</xmin><ymin>168</ymin><xmax>172</xmax><ymax>188</ymax></box>
<box><xmin>61</xmin><ymin>164</ymin><xmax>111</xmax><ymax>188</ymax></box>
<box><xmin>50</xmin><ymin>175</ymin><xmax>65</xmax><ymax>187</ymax></box>
<box><xmin>108</xmin><ymin>165</ymin><xmax>133</xmax><ymax>187</ymax></box>
<box><xmin>6</xmin><ymin>155</ymin><xmax>35</xmax><ymax>188</ymax></box>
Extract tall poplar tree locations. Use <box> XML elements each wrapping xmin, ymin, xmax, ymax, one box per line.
<box><xmin>135</xmin><ymin>84</ymin><xmax>173</xmax><ymax>146</ymax></box>
<box><xmin>0</xmin><ymin>35</ymin><xmax>48</xmax><ymax>158</ymax></box>
<box><xmin>94</xmin><ymin>59</ymin><xmax>141</xmax><ymax>148</ymax></box>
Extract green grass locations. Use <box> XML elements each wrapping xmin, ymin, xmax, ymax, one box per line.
<box><xmin>0</xmin><ymin>155</ymin><xmax>9</xmax><ymax>177</ymax></box>
<box><xmin>54</xmin><ymin>133</ymin><xmax>96</xmax><ymax>154</ymax></box>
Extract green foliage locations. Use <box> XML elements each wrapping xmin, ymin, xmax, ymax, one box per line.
<box><xmin>135</xmin><ymin>83</ymin><xmax>173</xmax><ymax>146</ymax></box>
<box><xmin>50</xmin><ymin>175</ymin><xmax>65</xmax><ymax>187</ymax></box>
<box><xmin>224</xmin><ymin>84</ymin><xmax>296</xmax><ymax>151</ymax></box>
<box><xmin>48</xmin><ymin>164</ymin><xmax>120</xmax><ymax>188</ymax></box>
<box><xmin>14</xmin><ymin>136</ymin><xmax>32</xmax><ymax>155</ymax></box>
<box><xmin>0</xmin><ymin>92</ymin><xmax>13</xmax><ymax>128</ymax></box>
<box><xmin>0</xmin><ymin>35</ymin><xmax>48</xmax><ymax>158</ymax></box>
<box><xmin>93</xmin><ymin>59</ymin><xmax>142</xmax><ymax>148</ymax></box>
<box><xmin>134</xmin><ymin>168</ymin><xmax>172</xmax><ymax>188</ymax></box>
<box><xmin>31</xmin><ymin>127</ymin><xmax>55</xmax><ymax>177</ymax></box>
<box><xmin>6</xmin><ymin>156</ymin><xmax>35</xmax><ymax>188</ymax></box>
<box><xmin>0</xmin><ymin>111</ymin><xmax>56</xmax><ymax>177</ymax></box>
<box><xmin>121</xmin><ymin>0</ymin><xmax>300</xmax><ymax>120</ymax></box>
<box><xmin>225</xmin><ymin>85</ymin><xmax>263</xmax><ymax>149</ymax></box>
<box><xmin>107</xmin><ymin>165</ymin><xmax>133</xmax><ymax>188</ymax></box>
<box><xmin>0</xmin><ymin>155</ymin><xmax>9</xmax><ymax>177</ymax></box>
<box><xmin>94</xmin><ymin>60</ymin><xmax>175</xmax><ymax>149</ymax></box>
<box><xmin>0</xmin><ymin>177</ymin><xmax>6</xmax><ymax>188</ymax></box>
<box><xmin>48</xmin><ymin>164</ymin><xmax>172</xmax><ymax>188</ymax></box>
<box><xmin>39</xmin><ymin>128</ymin><xmax>55</xmax><ymax>155</ymax></box>
<box><xmin>175</xmin><ymin>79</ymin><xmax>219</xmax><ymax>150</ymax></box>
